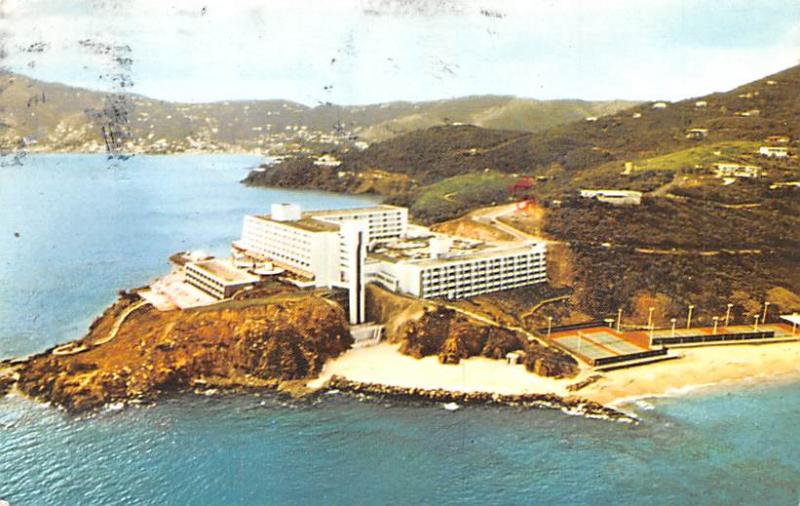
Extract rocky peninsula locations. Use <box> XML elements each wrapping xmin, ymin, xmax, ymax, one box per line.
<box><xmin>3</xmin><ymin>291</ymin><xmax>353</xmax><ymax>412</ymax></box>
<box><xmin>0</xmin><ymin>282</ymin><xmax>617</xmax><ymax>419</ymax></box>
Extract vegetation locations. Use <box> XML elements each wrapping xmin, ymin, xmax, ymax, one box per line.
<box><xmin>565</xmin><ymin>245</ymin><xmax>798</xmax><ymax>327</ymax></box>
<box><xmin>629</xmin><ymin>141</ymin><xmax>760</xmax><ymax>171</ymax></box>
<box><xmin>407</xmin><ymin>171</ymin><xmax>515</xmax><ymax>224</ymax></box>
<box><xmin>545</xmin><ymin>197</ymin><xmax>799</xmax><ymax>250</ymax></box>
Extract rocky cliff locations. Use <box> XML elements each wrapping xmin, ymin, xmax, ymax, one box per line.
<box><xmin>397</xmin><ymin>307</ymin><xmax>579</xmax><ymax>378</ymax></box>
<box><xmin>10</xmin><ymin>294</ymin><xmax>352</xmax><ymax>412</ymax></box>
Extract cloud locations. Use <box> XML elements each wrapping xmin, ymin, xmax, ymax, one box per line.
<box><xmin>2</xmin><ymin>0</ymin><xmax>799</xmax><ymax>104</ymax></box>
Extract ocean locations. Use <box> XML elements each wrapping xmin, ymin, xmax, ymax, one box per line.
<box><xmin>1</xmin><ymin>154</ymin><xmax>798</xmax><ymax>505</ymax></box>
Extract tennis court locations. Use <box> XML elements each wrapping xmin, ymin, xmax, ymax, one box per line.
<box><xmin>550</xmin><ymin>326</ymin><xmax>654</xmax><ymax>366</ymax></box>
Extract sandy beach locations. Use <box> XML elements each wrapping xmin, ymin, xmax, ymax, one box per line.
<box><xmin>308</xmin><ymin>343</ymin><xmax>582</xmax><ymax>396</ymax></box>
<box><xmin>581</xmin><ymin>341</ymin><xmax>800</xmax><ymax>405</ymax></box>
<box><xmin>309</xmin><ymin>341</ymin><xmax>800</xmax><ymax>406</ymax></box>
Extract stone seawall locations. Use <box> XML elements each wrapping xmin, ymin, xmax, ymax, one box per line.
<box><xmin>323</xmin><ymin>375</ymin><xmax>638</xmax><ymax>423</ymax></box>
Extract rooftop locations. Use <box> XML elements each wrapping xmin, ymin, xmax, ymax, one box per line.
<box><xmin>309</xmin><ymin>204</ymin><xmax>405</xmax><ymax>218</ymax></box>
<box><xmin>370</xmin><ymin>233</ymin><xmax>544</xmax><ymax>267</ymax></box>
<box><xmin>254</xmin><ymin>215</ymin><xmax>340</xmax><ymax>233</ymax></box>
<box><xmin>189</xmin><ymin>259</ymin><xmax>260</xmax><ymax>285</ymax></box>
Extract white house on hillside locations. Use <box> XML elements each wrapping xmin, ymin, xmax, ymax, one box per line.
<box><xmin>759</xmin><ymin>146</ymin><xmax>789</xmax><ymax>158</ymax></box>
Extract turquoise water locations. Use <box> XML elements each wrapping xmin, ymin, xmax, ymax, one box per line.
<box><xmin>1</xmin><ymin>155</ymin><xmax>798</xmax><ymax>505</ymax></box>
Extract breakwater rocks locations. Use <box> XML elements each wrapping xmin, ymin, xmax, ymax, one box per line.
<box><xmin>323</xmin><ymin>376</ymin><xmax>638</xmax><ymax>423</ymax></box>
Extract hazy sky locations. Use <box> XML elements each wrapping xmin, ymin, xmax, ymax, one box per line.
<box><xmin>2</xmin><ymin>0</ymin><xmax>799</xmax><ymax>105</ymax></box>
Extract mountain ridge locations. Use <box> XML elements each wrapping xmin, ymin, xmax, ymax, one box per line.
<box><xmin>0</xmin><ymin>70</ymin><xmax>637</xmax><ymax>155</ymax></box>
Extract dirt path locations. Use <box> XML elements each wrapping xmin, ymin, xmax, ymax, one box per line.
<box><xmin>92</xmin><ymin>300</ymin><xmax>148</xmax><ymax>346</ymax></box>
<box><xmin>53</xmin><ymin>300</ymin><xmax>149</xmax><ymax>356</ymax></box>
<box><xmin>520</xmin><ymin>295</ymin><xmax>572</xmax><ymax>319</ymax></box>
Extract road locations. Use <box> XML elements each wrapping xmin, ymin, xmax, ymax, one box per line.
<box><xmin>470</xmin><ymin>203</ymin><xmax>549</xmax><ymax>242</ymax></box>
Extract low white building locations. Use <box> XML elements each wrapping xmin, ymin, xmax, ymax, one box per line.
<box><xmin>759</xmin><ymin>146</ymin><xmax>789</xmax><ymax>158</ymax></box>
<box><xmin>184</xmin><ymin>259</ymin><xmax>260</xmax><ymax>300</ymax></box>
<box><xmin>652</xmin><ymin>102</ymin><xmax>668</xmax><ymax>109</ymax></box>
<box><xmin>695</xmin><ymin>100</ymin><xmax>708</xmax><ymax>108</ymax></box>
<box><xmin>579</xmin><ymin>189</ymin><xmax>643</xmax><ymax>206</ymax></box>
<box><xmin>313</xmin><ymin>154</ymin><xmax>342</xmax><ymax>167</ymax></box>
<box><xmin>685</xmin><ymin>128</ymin><xmax>709</xmax><ymax>140</ymax></box>
<box><xmin>714</xmin><ymin>163</ymin><xmax>761</xmax><ymax>178</ymax></box>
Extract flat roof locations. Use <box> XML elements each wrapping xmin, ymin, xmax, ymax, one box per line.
<box><xmin>189</xmin><ymin>259</ymin><xmax>259</xmax><ymax>285</ymax></box>
<box><xmin>253</xmin><ymin>215</ymin><xmax>340</xmax><ymax>233</ymax></box>
<box><xmin>308</xmin><ymin>204</ymin><xmax>405</xmax><ymax>218</ymax></box>
<box><xmin>250</xmin><ymin>204</ymin><xmax>404</xmax><ymax>234</ymax></box>
<box><xmin>780</xmin><ymin>314</ymin><xmax>800</xmax><ymax>326</ymax></box>
<box><xmin>371</xmin><ymin>237</ymin><xmax>544</xmax><ymax>268</ymax></box>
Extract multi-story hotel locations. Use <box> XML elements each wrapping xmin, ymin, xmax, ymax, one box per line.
<box><xmin>232</xmin><ymin>204</ymin><xmax>403</xmax><ymax>323</ymax></box>
<box><xmin>231</xmin><ymin>203</ymin><xmax>547</xmax><ymax>324</ymax></box>
<box><xmin>367</xmin><ymin>236</ymin><xmax>547</xmax><ymax>299</ymax></box>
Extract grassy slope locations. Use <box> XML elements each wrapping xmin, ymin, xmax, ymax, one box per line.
<box><xmin>408</xmin><ymin>171</ymin><xmax>515</xmax><ymax>223</ymax></box>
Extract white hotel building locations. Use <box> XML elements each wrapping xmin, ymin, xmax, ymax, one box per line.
<box><xmin>233</xmin><ymin>204</ymin><xmax>406</xmax><ymax>324</ymax></box>
<box><xmin>370</xmin><ymin>240</ymin><xmax>547</xmax><ymax>299</ymax></box>
<box><xmin>232</xmin><ymin>203</ymin><xmax>547</xmax><ymax>323</ymax></box>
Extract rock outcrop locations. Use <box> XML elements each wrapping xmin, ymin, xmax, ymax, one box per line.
<box><xmin>13</xmin><ymin>294</ymin><xmax>352</xmax><ymax>412</ymax></box>
<box><xmin>397</xmin><ymin>307</ymin><xmax>579</xmax><ymax>378</ymax></box>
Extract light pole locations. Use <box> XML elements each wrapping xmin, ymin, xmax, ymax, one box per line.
<box><xmin>712</xmin><ymin>316</ymin><xmax>719</xmax><ymax>335</ymax></box>
<box><xmin>762</xmin><ymin>302</ymin><xmax>770</xmax><ymax>324</ymax></box>
<box><xmin>547</xmin><ymin>316</ymin><xmax>553</xmax><ymax>338</ymax></box>
<box><xmin>686</xmin><ymin>304</ymin><xmax>695</xmax><ymax>329</ymax></box>
<box><xmin>647</xmin><ymin>307</ymin><xmax>655</xmax><ymax>330</ymax></box>
<box><xmin>792</xmin><ymin>313</ymin><xmax>798</xmax><ymax>336</ymax></box>
<box><xmin>617</xmin><ymin>308</ymin><xmax>623</xmax><ymax>332</ymax></box>
<box><xmin>670</xmin><ymin>318</ymin><xmax>677</xmax><ymax>337</ymax></box>
<box><xmin>725</xmin><ymin>303</ymin><xmax>733</xmax><ymax>327</ymax></box>
<box><xmin>753</xmin><ymin>314</ymin><xmax>759</xmax><ymax>331</ymax></box>
<box><xmin>649</xmin><ymin>322</ymin><xmax>655</xmax><ymax>347</ymax></box>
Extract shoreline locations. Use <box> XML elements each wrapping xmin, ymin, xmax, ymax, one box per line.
<box><xmin>12</xmin><ymin>149</ymin><xmax>269</xmax><ymax>157</ymax></box>
<box><xmin>605</xmin><ymin>363</ymin><xmax>800</xmax><ymax>409</ymax></box>
<box><xmin>307</xmin><ymin>341</ymin><xmax>800</xmax><ymax>414</ymax></box>
<box><xmin>5</xmin><ymin>340</ymin><xmax>799</xmax><ymax>421</ymax></box>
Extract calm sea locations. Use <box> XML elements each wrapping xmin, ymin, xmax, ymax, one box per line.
<box><xmin>0</xmin><ymin>154</ymin><xmax>798</xmax><ymax>505</ymax></box>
